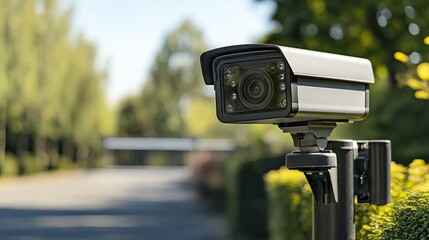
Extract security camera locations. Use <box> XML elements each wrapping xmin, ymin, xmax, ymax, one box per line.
<box><xmin>200</xmin><ymin>44</ymin><xmax>374</xmax><ymax>125</ymax></box>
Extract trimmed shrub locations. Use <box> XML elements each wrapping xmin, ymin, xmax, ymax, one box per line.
<box><xmin>1</xmin><ymin>154</ymin><xmax>78</xmax><ymax>178</ymax></box>
<box><xmin>57</xmin><ymin>156</ymin><xmax>77</xmax><ymax>170</ymax></box>
<box><xmin>265</xmin><ymin>168</ymin><xmax>312</xmax><ymax>240</ymax></box>
<box><xmin>1</xmin><ymin>153</ymin><xmax>19</xmax><ymax>177</ymax></box>
<box><xmin>265</xmin><ymin>159</ymin><xmax>429</xmax><ymax>240</ymax></box>
<box><xmin>379</xmin><ymin>191</ymin><xmax>429</xmax><ymax>240</ymax></box>
<box><xmin>225</xmin><ymin>155</ymin><xmax>285</xmax><ymax>239</ymax></box>
<box><xmin>22</xmin><ymin>153</ymin><xmax>44</xmax><ymax>174</ymax></box>
<box><xmin>361</xmin><ymin>159</ymin><xmax>429</xmax><ymax>239</ymax></box>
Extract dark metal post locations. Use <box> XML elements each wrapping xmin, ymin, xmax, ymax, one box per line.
<box><xmin>368</xmin><ymin>141</ymin><xmax>391</xmax><ymax>204</ymax></box>
<box><xmin>312</xmin><ymin>140</ymin><xmax>356</xmax><ymax>240</ymax></box>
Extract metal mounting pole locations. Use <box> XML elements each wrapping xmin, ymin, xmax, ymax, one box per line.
<box><xmin>312</xmin><ymin>140</ymin><xmax>356</xmax><ymax>240</ymax></box>
<box><xmin>281</xmin><ymin>120</ymin><xmax>392</xmax><ymax>240</ymax></box>
<box><xmin>282</xmin><ymin>122</ymin><xmax>392</xmax><ymax>240</ymax></box>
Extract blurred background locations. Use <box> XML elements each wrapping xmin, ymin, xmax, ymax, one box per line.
<box><xmin>0</xmin><ymin>0</ymin><xmax>429</xmax><ymax>239</ymax></box>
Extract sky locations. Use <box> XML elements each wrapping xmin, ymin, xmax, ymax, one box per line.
<box><xmin>61</xmin><ymin>0</ymin><xmax>275</xmax><ymax>106</ymax></box>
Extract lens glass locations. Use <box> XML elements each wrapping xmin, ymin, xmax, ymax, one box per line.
<box><xmin>240</xmin><ymin>70</ymin><xmax>273</xmax><ymax>109</ymax></box>
<box><xmin>223</xmin><ymin>59</ymin><xmax>287</xmax><ymax>114</ymax></box>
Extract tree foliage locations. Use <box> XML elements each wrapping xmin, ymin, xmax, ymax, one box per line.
<box><xmin>118</xmin><ymin>20</ymin><xmax>208</xmax><ymax>137</ymax></box>
<box><xmin>394</xmin><ymin>37</ymin><xmax>429</xmax><ymax>99</ymax></box>
<box><xmin>0</xmin><ymin>0</ymin><xmax>114</xmax><ymax>173</ymax></box>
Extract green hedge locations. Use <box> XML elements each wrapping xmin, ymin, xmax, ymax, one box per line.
<box><xmin>265</xmin><ymin>159</ymin><xmax>429</xmax><ymax>240</ymax></box>
<box><xmin>225</xmin><ymin>155</ymin><xmax>285</xmax><ymax>239</ymax></box>
<box><xmin>1</xmin><ymin>154</ymin><xmax>77</xmax><ymax>177</ymax></box>
<box><xmin>375</xmin><ymin>191</ymin><xmax>429</xmax><ymax>239</ymax></box>
<box><xmin>265</xmin><ymin>168</ymin><xmax>312</xmax><ymax>240</ymax></box>
<box><xmin>1</xmin><ymin>153</ymin><xmax>20</xmax><ymax>177</ymax></box>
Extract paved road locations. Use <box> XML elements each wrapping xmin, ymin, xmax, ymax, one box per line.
<box><xmin>0</xmin><ymin>167</ymin><xmax>226</xmax><ymax>240</ymax></box>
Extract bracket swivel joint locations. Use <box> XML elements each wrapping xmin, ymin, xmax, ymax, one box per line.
<box><xmin>278</xmin><ymin>122</ymin><xmax>336</xmax><ymax>152</ymax></box>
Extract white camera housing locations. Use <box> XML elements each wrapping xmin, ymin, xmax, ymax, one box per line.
<box><xmin>200</xmin><ymin>44</ymin><xmax>374</xmax><ymax>125</ymax></box>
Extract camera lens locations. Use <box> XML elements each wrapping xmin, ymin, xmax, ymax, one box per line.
<box><xmin>239</xmin><ymin>69</ymin><xmax>274</xmax><ymax>109</ymax></box>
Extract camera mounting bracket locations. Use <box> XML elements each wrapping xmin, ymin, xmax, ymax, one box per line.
<box><xmin>278</xmin><ymin>121</ymin><xmax>337</xmax><ymax>152</ymax></box>
<box><xmin>286</xmin><ymin>150</ymin><xmax>338</xmax><ymax>204</ymax></box>
<box><xmin>279</xmin><ymin>122</ymin><xmax>339</xmax><ymax>204</ymax></box>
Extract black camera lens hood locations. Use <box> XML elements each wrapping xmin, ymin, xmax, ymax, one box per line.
<box><xmin>200</xmin><ymin>44</ymin><xmax>279</xmax><ymax>85</ymax></box>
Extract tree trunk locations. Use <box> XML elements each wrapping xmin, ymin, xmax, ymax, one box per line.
<box><xmin>76</xmin><ymin>145</ymin><xmax>89</xmax><ymax>168</ymax></box>
<box><xmin>0</xmin><ymin>120</ymin><xmax>5</xmax><ymax>175</ymax></box>
<box><xmin>16</xmin><ymin>134</ymin><xmax>28</xmax><ymax>175</ymax></box>
<box><xmin>63</xmin><ymin>139</ymin><xmax>75</xmax><ymax>163</ymax></box>
<box><xmin>35</xmin><ymin>136</ymin><xmax>48</xmax><ymax>170</ymax></box>
<box><xmin>386</xmin><ymin>58</ymin><xmax>398</xmax><ymax>88</ymax></box>
<box><xmin>47</xmin><ymin>141</ymin><xmax>59</xmax><ymax>170</ymax></box>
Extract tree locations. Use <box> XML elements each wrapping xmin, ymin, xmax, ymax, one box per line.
<box><xmin>0</xmin><ymin>0</ymin><xmax>114</xmax><ymax>173</ymax></box>
<box><xmin>65</xmin><ymin>36</ymin><xmax>112</xmax><ymax>167</ymax></box>
<box><xmin>118</xmin><ymin>96</ymin><xmax>147</xmax><ymax>136</ymax></box>
<box><xmin>4</xmin><ymin>0</ymin><xmax>40</xmax><ymax>172</ymax></box>
<box><xmin>0</xmin><ymin>1</ymin><xmax>10</xmax><ymax>171</ymax></box>
<box><xmin>32</xmin><ymin>0</ymin><xmax>74</xmax><ymax>168</ymax></box>
<box><xmin>119</xmin><ymin>19</ymin><xmax>208</xmax><ymax>137</ymax></box>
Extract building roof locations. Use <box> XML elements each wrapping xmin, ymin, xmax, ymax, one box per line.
<box><xmin>103</xmin><ymin>137</ymin><xmax>236</xmax><ymax>152</ymax></box>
